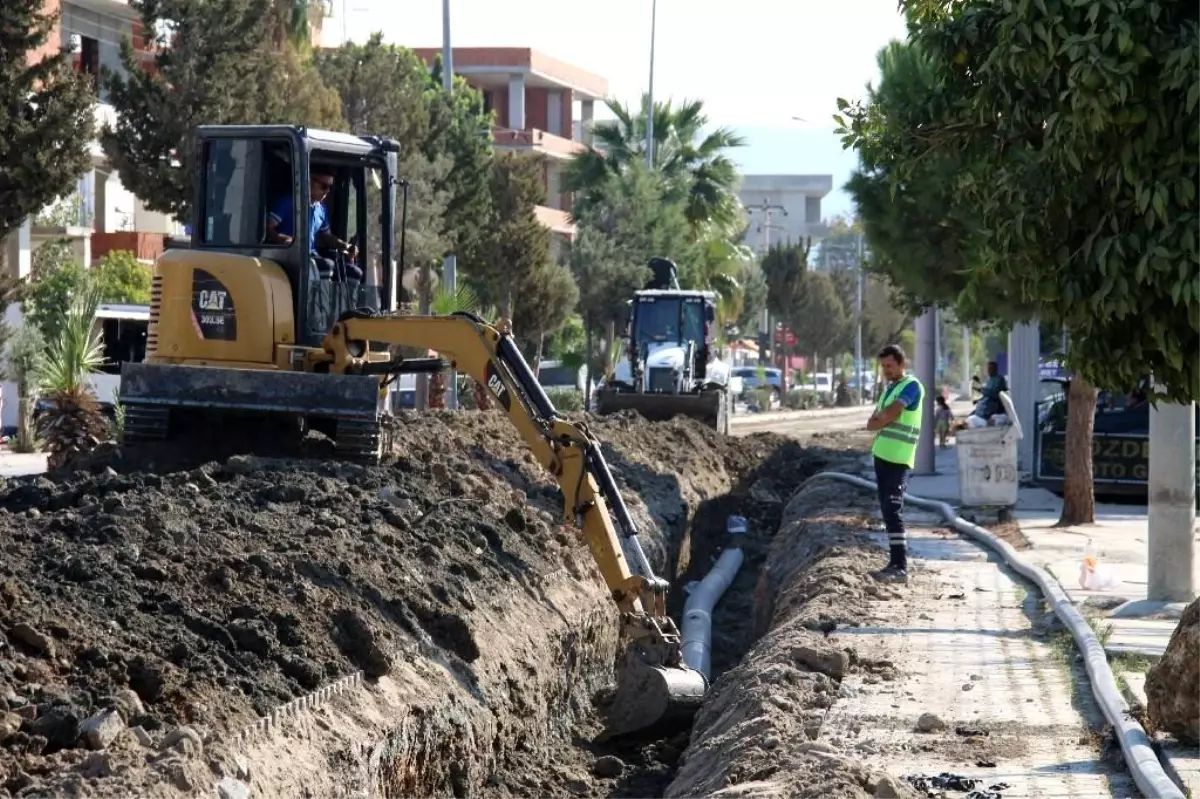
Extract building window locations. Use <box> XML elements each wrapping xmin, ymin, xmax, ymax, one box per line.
<box><xmin>805</xmin><ymin>196</ymin><xmax>821</xmax><ymax>224</ymax></box>
<box><xmin>78</xmin><ymin>35</ymin><xmax>100</xmax><ymax>93</ymax></box>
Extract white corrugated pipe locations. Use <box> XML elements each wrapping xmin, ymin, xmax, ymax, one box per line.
<box><xmin>680</xmin><ymin>516</ymin><xmax>747</xmax><ymax>680</ymax></box>
<box><xmin>806</xmin><ymin>471</ymin><xmax>1185</xmax><ymax>799</ymax></box>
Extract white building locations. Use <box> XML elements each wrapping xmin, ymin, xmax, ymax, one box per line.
<box><xmin>737</xmin><ymin>174</ymin><xmax>833</xmax><ymax>253</ymax></box>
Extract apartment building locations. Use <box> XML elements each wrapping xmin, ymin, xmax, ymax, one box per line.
<box><xmin>738</xmin><ymin>174</ymin><xmax>834</xmax><ymax>254</ymax></box>
<box><xmin>411</xmin><ymin>47</ymin><xmax>609</xmax><ymax>241</ymax></box>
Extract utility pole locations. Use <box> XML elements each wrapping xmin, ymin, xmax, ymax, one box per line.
<box><xmin>748</xmin><ymin>200</ymin><xmax>788</xmax><ymax>391</ymax></box>
<box><xmin>854</xmin><ymin>231</ymin><xmax>865</xmax><ymax>405</ymax></box>
<box><xmin>440</xmin><ymin>0</ymin><xmax>459</xmax><ymax>409</ymax></box>
<box><xmin>913</xmin><ymin>308</ymin><xmax>937</xmax><ymax>475</ymax></box>
<box><xmin>1147</xmin><ymin>398</ymin><xmax>1198</xmax><ymax>602</ymax></box>
<box><xmin>961</xmin><ymin>324</ymin><xmax>971</xmax><ymax>399</ymax></box>
<box><xmin>645</xmin><ymin>0</ymin><xmax>657</xmax><ymax>169</ymax></box>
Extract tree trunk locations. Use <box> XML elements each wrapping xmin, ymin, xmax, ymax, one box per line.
<box><xmin>533</xmin><ymin>332</ymin><xmax>544</xmax><ymax>376</ymax></box>
<box><xmin>584</xmin><ymin>324</ymin><xmax>595</xmax><ymax>410</ymax></box>
<box><xmin>1056</xmin><ymin>374</ymin><xmax>1098</xmax><ymax>526</ymax></box>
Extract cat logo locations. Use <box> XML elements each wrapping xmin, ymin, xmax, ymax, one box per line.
<box><xmin>488</xmin><ymin>372</ymin><xmax>506</xmax><ymax>400</ymax></box>
<box><xmin>486</xmin><ymin>366</ymin><xmax>511</xmax><ymax>410</ymax></box>
<box><xmin>197</xmin><ymin>290</ymin><xmax>227</xmax><ymax>311</ymax></box>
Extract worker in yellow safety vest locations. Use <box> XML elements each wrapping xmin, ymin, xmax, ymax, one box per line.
<box><xmin>865</xmin><ymin>344</ymin><xmax>925</xmax><ymax>583</ymax></box>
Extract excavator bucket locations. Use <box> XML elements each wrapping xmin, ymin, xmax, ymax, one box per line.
<box><xmin>599</xmin><ymin>643</ymin><xmax>708</xmax><ymax>741</ymax></box>
<box><xmin>595</xmin><ymin>388</ymin><xmax>728</xmax><ymax>434</ymax></box>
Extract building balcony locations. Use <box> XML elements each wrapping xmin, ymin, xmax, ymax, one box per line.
<box><xmin>534</xmin><ymin>206</ymin><xmax>575</xmax><ymax>238</ymax></box>
<box><xmin>92</xmin><ymin>231</ymin><xmax>164</xmax><ymax>263</ymax></box>
<box><xmin>493</xmin><ymin>128</ymin><xmax>586</xmax><ymax>160</ymax></box>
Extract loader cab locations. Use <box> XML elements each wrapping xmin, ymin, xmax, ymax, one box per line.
<box><xmin>628</xmin><ymin>290</ymin><xmax>718</xmax><ymax>379</ymax></box>
<box><xmin>191</xmin><ymin>125</ymin><xmax>400</xmax><ymax>348</ymax></box>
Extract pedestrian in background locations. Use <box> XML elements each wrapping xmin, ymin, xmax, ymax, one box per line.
<box><xmin>866</xmin><ymin>344</ymin><xmax>926</xmax><ymax>582</ymax></box>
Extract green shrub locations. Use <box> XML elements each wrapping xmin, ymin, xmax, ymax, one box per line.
<box><xmin>546</xmin><ymin>388</ymin><xmax>583</xmax><ymax>412</ymax></box>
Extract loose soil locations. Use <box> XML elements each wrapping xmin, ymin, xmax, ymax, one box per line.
<box><xmin>0</xmin><ymin>409</ymin><xmax>858</xmax><ymax>798</ymax></box>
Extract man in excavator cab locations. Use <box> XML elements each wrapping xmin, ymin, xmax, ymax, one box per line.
<box><xmin>265</xmin><ymin>165</ymin><xmax>361</xmax><ymax>282</ymax></box>
<box><xmin>117</xmin><ymin>124</ymin><xmax>709</xmax><ymax>740</ymax></box>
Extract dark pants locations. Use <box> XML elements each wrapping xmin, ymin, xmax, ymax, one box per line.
<box><xmin>874</xmin><ymin>455</ymin><xmax>910</xmax><ymax>556</ymax></box>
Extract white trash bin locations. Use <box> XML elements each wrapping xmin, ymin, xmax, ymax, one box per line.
<box><xmin>955</xmin><ymin>391</ymin><xmax>1023</xmax><ymax>508</ymax></box>
<box><xmin>955</xmin><ymin>425</ymin><xmax>1020</xmax><ymax>507</ymax></box>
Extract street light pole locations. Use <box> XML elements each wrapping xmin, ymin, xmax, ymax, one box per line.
<box><xmin>645</xmin><ymin>0</ymin><xmax>657</xmax><ymax>170</ymax></box>
<box><xmin>854</xmin><ymin>231</ymin><xmax>864</xmax><ymax>405</ymax></box>
<box><xmin>440</xmin><ymin>0</ymin><xmax>459</xmax><ymax>409</ymax></box>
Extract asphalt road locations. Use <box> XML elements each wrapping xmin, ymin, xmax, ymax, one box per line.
<box><xmin>730</xmin><ymin>400</ymin><xmax>978</xmax><ymax>440</ymax></box>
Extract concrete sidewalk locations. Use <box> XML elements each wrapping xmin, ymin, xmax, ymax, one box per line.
<box><xmin>906</xmin><ymin>444</ymin><xmax>1199</xmax><ymax>658</ymax></box>
<box><xmin>905</xmin><ymin>443</ymin><xmax>1199</xmax><ymax>797</ymax></box>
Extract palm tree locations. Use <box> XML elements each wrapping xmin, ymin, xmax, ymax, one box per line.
<box><xmin>428</xmin><ymin>284</ymin><xmax>497</xmax><ymax>410</ymax></box>
<box><xmin>33</xmin><ymin>277</ymin><xmax>108</xmax><ymax>471</ymax></box>
<box><xmin>266</xmin><ymin>0</ymin><xmax>328</xmax><ymax>50</ymax></box>
<box><xmin>562</xmin><ymin>95</ymin><xmax>747</xmax><ymax>234</ymax></box>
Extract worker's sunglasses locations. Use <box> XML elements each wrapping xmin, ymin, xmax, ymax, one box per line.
<box><xmin>312</xmin><ymin>178</ymin><xmax>333</xmax><ymax>191</ymax></box>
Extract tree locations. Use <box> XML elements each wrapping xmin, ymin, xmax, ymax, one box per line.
<box><xmin>102</xmin><ymin>0</ymin><xmax>347</xmax><ymax>222</ymax></box>
<box><xmin>572</xmin><ymin>162</ymin><xmax>694</xmax><ymax>365</ymax></box>
<box><xmin>567</xmin><ymin>227</ymin><xmax>647</xmax><ymax>407</ymax></box>
<box><xmin>262</xmin><ymin>42</ymin><xmax>346</xmax><ymax>131</ymax></box>
<box><xmin>758</xmin><ymin>241</ymin><xmax>810</xmax><ymax>323</ymax></box>
<box><xmin>425</xmin><ymin>57</ymin><xmax>495</xmax><ymax>259</ymax></box>
<box><xmin>34</xmin><ymin>274</ymin><xmax>108</xmax><ymax>471</ymax></box>
<box><xmin>562</xmin><ymin>95</ymin><xmax>746</xmax><ymax>235</ymax></box>
<box><xmin>0</xmin><ymin>0</ymin><xmax>96</xmax><ymax>258</ymax></box>
<box><xmin>468</xmin><ymin>152</ymin><xmax>552</xmax><ymax>319</ymax></box>
<box><xmin>734</xmin><ymin>259</ymin><xmax>769</xmax><ymax>336</ymax></box>
<box><xmin>102</xmin><ymin>0</ymin><xmax>273</xmax><ymax>220</ymax></box>
<box><xmin>91</xmin><ymin>250</ymin><xmax>152</xmax><ymax>305</ymax></box>
<box><xmin>840</xmin><ymin>4</ymin><xmax>1198</xmax><ymax>399</ymax></box>
<box><xmin>790</xmin><ymin>271</ymin><xmax>852</xmax><ymax>361</ymax></box>
<box><xmin>861</xmin><ymin>276</ymin><xmax>911</xmax><ymax>357</ymax></box>
<box><xmin>511</xmin><ymin>260</ymin><xmax>580</xmax><ymax>367</ymax></box>
<box><xmin>265</xmin><ymin>0</ymin><xmax>325</xmax><ymax>50</ymax></box>
<box><xmin>313</xmin><ymin>38</ymin><xmax>455</xmax><ymax>304</ymax></box>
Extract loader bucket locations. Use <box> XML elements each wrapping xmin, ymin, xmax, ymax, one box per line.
<box><xmin>598</xmin><ymin>643</ymin><xmax>708</xmax><ymax>741</ymax></box>
<box><xmin>595</xmin><ymin>388</ymin><xmax>728</xmax><ymax>434</ymax></box>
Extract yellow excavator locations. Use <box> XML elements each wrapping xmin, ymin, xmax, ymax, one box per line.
<box><xmin>117</xmin><ymin>124</ymin><xmax>707</xmax><ymax>738</ymax></box>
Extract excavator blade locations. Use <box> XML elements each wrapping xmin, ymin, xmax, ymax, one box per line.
<box><xmin>598</xmin><ymin>643</ymin><xmax>708</xmax><ymax>741</ymax></box>
<box><xmin>118</xmin><ymin>362</ymin><xmax>384</xmax><ymax>462</ymax></box>
<box><xmin>595</xmin><ymin>388</ymin><xmax>726</xmax><ymax>432</ymax></box>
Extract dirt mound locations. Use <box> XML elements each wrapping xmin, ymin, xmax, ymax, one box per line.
<box><xmin>665</xmin><ymin>480</ymin><xmax>914</xmax><ymax>799</ymax></box>
<box><xmin>0</xmin><ymin>410</ymin><xmax>829</xmax><ymax>797</ymax></box>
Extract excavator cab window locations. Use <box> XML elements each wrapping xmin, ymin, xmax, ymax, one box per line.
<box><xmin>300</xmin><ymin>157</ymin><xmax>387</xmax><ymax>346</ymax></box>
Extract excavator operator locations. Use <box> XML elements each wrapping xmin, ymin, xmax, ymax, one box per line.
<box><xmin>265</xmin><ymin>166</ymin><xmax>361</xmax><ymax>281</ymax></box>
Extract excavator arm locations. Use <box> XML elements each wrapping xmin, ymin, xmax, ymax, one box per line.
<box><xmin>322</xmin><ymin>311</ymin><xmax>708</xmax><ymax>737</ymax></box>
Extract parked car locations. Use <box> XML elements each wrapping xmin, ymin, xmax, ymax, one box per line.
<box><xmin>731</xmin><ymin>365</ymin><xmax>782</xmax><ymax>399</ymax></box>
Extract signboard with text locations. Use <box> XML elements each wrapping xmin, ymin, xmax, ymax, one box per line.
<box><xmin>1036</xmin><ymin>431</ymin><xmax>1200</xmax><ymax>488</ymax></box>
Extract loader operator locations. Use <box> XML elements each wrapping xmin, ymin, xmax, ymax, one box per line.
<box><xmin>865</xmin><ymin>343</ymin><xmax>925</xmax><ymax>583</ymax></box>
<box><xmin>265</xmin><ymin>167</ymin><xmax>361</xmax><ymax>280</ymax></box>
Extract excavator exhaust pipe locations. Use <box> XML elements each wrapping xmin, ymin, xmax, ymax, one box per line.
<box><xmin>599</xmin><ymin>644</ymin><xmax>708</xmax><ymax>741</ymax></box>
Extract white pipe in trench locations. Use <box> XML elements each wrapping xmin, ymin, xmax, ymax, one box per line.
<box><xmin>680</xmin><ymin>522</ymin><xmax>746</xmax><ymax>680</ymax></box>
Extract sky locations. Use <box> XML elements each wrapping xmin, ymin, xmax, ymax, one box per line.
<box><xmin>322</xmin><ymin>0</ymin><xmax>910</xmax><ymax>220</ymax></box>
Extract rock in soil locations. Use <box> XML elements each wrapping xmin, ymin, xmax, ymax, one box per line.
<box><xmin>0</xmin><ymin>410</ymin><xmax>836</xmax><ymax>798</ymax></box>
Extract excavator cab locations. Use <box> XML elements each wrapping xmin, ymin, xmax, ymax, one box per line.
<box><xmin>191</xmin><ymin>125</ymin><xmax>401</xmax><ymax>346</ymax></box>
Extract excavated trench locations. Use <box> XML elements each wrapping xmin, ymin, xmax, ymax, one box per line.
<box><xmin>0</xmin><ymin>412</ymin><xmax>859</xmax><ymax>799</ymax></box>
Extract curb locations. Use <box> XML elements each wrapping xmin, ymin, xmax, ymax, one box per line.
<box><xmin>809</xmin><ymin>471</ymin><xmax>1186</xmax><ymax>799</ymax></box>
